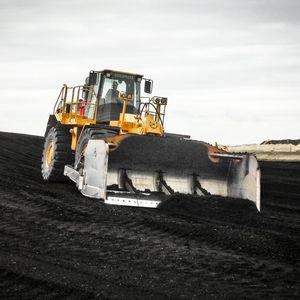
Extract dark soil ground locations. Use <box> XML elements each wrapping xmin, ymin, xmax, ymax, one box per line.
<box><xmin>0</xmin><ymin>131</ymin><xmax>299</xmax><ymax>299</ymax></box>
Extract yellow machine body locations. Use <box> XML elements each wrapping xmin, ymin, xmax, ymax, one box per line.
<box><xmin>52</xmin><ymin>72</ymin><xmax>166</xmax><ymax>151</ymax></box>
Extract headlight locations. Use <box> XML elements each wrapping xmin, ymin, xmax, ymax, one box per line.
<box><xmin>160</xmin><ymin>97</ymin><xmax>168</xmax><ymax>105</ymax></box>
<box><xmin>154</xmin><ymin>97</ymin><xmax>168</xmax><ymax>105</ymax></box>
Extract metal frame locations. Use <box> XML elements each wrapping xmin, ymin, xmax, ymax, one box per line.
<box><xmin>53</xmin><ymin>85</ymin><xmax>98</xmax><ymax>121</ymax></box>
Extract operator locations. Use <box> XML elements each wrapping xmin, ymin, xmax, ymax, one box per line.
<box><xmin>78</xmin><ymin>98</ymin><xmax>86</xmax><ymax>116</ymax></box>
<box><xmin>105</xmin><ymin>81</ymin><xmax>120</xmax><ymax>103</ymax></box>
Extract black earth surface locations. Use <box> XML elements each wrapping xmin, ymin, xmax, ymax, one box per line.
<box><xmin>0</xmin><ymin>132</ymin><xmax>299</xmax><ymax>299</ymax></box>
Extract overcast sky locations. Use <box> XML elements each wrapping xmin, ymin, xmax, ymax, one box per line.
<box><xmin>0</xmin><ymin>0</ymin><xmax>299</xmax><ymax>144</ymax></box>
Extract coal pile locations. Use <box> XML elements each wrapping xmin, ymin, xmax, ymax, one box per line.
<box><xmin>261</xmin><ymin>139</ymin><xmax>300</xmax><ymax>145</ymax></box>
<box><xmin>159</xmin><ymin>194</ymin><xmax>259</xmax><ymax>224</ymax></box>
<box><xmin>0</xmin><ymin>131</ymin><xmax>299</xmax><ymax>299</ymax></box>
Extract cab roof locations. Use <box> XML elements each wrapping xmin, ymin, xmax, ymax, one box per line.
<box><xmin>95</xmin><ymin>69</ymin><xmax>144</xmax><ymax>78</ymax></box>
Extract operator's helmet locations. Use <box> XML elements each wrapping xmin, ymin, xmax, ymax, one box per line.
<box><xmin>112</xmin><ymin>81</ymin><xmax>118</xmax><ymax>89</ymax></box>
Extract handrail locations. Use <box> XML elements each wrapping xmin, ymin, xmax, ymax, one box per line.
<box><xmin>137</xmin><ymin>97</ymin><xmax>166</xmax><ymax>128</ymax></box>
<box><xmin>53</xmin><ymin>87</ymin><xmax>64</xmax><ymax>114</ymax></box>
<box><xmin>53</xmin><ymin>85</ymin><xmax>98</xmax><ymax>120</ymax></box>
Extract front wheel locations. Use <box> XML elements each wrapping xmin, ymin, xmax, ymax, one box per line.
<box><xmin>74</xmin><ymin>127</ymin><xmax>118</xmax><ymax>171</ymax></box>
<box><xmin>74</xmin><ymin>128</ymin><xmax>94</xmax><ymax>172</ymax></box>
<box><xmin>41</xmin><ymin>126</ymin><xmax>74</xmax><ymax>181</ymax></box>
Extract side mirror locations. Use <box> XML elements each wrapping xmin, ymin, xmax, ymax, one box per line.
<box><xmin>144</xmin><ymin>79</ymin><xmax>153</xmax><ymax>94</ymax></box>
<box><xmin>88</xmin><ymin>72</ymin><xmax>98</xmax><ymax>85</ymax></box>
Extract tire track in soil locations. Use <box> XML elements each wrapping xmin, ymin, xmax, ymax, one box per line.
<box><xmin>0</xmin><ymin>267</ymin><xmax>98</xmax><ymax>300</ymax></box>
<box><xmin>0</xmin><ymin>205</ymin><xmax>297</xmax><ymax>300</ymax></box>
<box><xmin>0</xmin><ymin>132</ymin><xmax>299</xmax><ymax>299</ymax></box>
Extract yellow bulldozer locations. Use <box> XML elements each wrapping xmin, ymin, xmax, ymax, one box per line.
<box><xmin>41</xmin><ymin>69</ymin><xmax>261</xmax><ymax>210</ymax></box>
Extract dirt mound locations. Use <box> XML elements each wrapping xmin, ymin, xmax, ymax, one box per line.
<box><xmin>159</xmin><ymin>194</ymin><xmax>259</xmax><ymax>224</ymax></box>
<box><xmin>159</xmin><ymin>195</ymin><xmax>299</xmax><ymax>263</ymax></box>
<box><xmin>0</xmin><ymin>131</ymin><xmax>299</xmax><ymax>299</ymax></box>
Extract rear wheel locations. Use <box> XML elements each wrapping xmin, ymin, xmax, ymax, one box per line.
<box><xmin>41</xmin><ymin>126</ymin><xmax>74</xmax><ymax>181</ymax></box>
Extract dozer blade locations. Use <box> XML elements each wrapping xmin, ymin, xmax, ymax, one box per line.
<box><xmin>106</xmin><ymin>135</ymin><xmax>260</xmax><ymax>211</ymax></box>
<box><xmin>65</xmin><ymin>135</ymin><xmax>260</xmax><ymax>211</ymax></box>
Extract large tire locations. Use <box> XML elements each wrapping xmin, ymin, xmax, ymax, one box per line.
<box><xmin>74</xmin><ymin>128</ymin><xmax>94</xmax><ymax>171</ymax></box>
<box><xmin>41</xmin><ymin>126</ymin><xmax>74</xmax><ymax>181</ymax></box>
<box><xmin>74</xmin><ymin>127</ymin><xmax>118</xmax><ymax>171</ymax></box>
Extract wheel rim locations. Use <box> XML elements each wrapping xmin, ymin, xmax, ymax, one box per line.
<box><xmin>46</xmin><ymin>142</ymin><xmax>54</xmax><ymax>167</ymax></box>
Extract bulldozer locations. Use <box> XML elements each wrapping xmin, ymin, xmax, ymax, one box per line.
<box><xmin>41</xmin><ymin>69</ymin><xmax>261</xmax><ymax>210</ymax></box>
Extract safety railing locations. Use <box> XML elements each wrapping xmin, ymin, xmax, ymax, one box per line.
<box><xmin>53</xmin><ymin>85</ymin><xmax>98</xmax><ymax>120</ymax></box>
<box><xmin>139</xmin><ymin>96</ymin><xmax>167</xmax><ymax>126</ymax></box>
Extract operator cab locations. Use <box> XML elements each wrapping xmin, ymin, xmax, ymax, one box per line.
<box><xmin>85</xmin><ymin>70</ymin><xmax>149</xmax><ymax>124</ymax></box>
